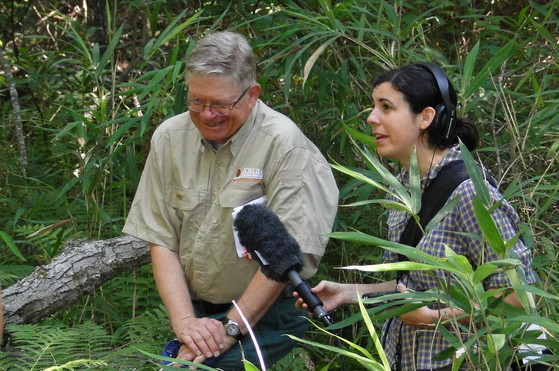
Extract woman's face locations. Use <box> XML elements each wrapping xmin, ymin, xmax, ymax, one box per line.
<box><xmin>187</xmin><ymin>74</ymin><xmax>260</xmax><ymax>144</ymax></box>
<box><xmin>366</xmin><ymin>82</ymin><xmax>427</xmax><ymax>165</ymax></box>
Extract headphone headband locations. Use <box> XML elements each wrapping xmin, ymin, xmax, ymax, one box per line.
<box><xmin>419</xmin><ymin>62</ymin><xmax>457</xmax><ymax>139</ymax></box>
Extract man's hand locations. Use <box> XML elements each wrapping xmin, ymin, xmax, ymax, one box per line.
<box><xmin>171</xmin><ymin>333</ymin><xmax>237</xmax><ymax>369</ymax></box>
<box><xmin>150</xmin><ymin>244</ymin><xmax>230</xmax><ymax>365</ymax></box>
<box><xmin>174</xmin><ymin>316</ymin><xmax>227</xmax><ymax>360</ymax></box>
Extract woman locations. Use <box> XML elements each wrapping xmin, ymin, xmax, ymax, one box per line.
<box><xmin>297</xmin><ymin>63</ymin><xmax>537</xmax><ymax>370</ymax></box>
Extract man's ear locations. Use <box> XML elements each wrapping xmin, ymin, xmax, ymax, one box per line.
<box><xmin>247</xmin><ymin>83</ymin><xmax>261</xmax><ymax>108</ymax></box>
<box><xmin>418</xmin><ymin>106</ymin><xmax>437</xmax><ymax>130</ymax></box>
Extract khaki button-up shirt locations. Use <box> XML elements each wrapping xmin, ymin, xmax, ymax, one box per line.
<box><xmin>123</xmin><ymin>100</ymin><xmax>339</xmax><ymax>303</ymax></box>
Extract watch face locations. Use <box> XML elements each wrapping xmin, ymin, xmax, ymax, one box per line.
<box><xmin>225</xmin><ymin>321</ymin><xmax>240</xmax><ymax>336</ymax></box>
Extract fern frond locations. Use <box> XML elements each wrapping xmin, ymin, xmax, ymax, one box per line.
<box><xmin>43</xmin><ymin>359</ymin><xmax>108</xmax><ymax>370</ymax></box>
<box><xmin>1</xmin><ymin>321</ymin><xmax>112</xmax><ymax>370</ymax></box>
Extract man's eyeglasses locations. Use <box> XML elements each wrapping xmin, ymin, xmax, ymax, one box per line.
<box><xmin>187</xmin><ymin>87</ymin><xmax>249</xmax><ymax>116</ymax></box>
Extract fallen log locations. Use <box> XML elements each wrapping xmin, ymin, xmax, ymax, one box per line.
<box><xmin>3</xmin><ymin>235</ymin><xmax>150</xmax><ymax>325</ymax></box>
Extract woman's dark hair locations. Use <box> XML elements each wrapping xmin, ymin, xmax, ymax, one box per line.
<box><xmin>372</xmin><ymin>64</ymin><xmax>479</xmax><ymax>151</ymax></box>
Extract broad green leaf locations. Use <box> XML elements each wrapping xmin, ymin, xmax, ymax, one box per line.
<box><xmin>461</xmin><ymin>41</ymin><xmax>480</xmax><ymax>99</ymax></box>
<box><xmin>473</xmin><ymin>264</ymin><xmax>498</xmax><ymax>284</ymax></box>
<box><xmin>139</xmin><ymin>65</ymin><xmax>174</xmax><ymax>100</ymax></box>
<box><xmin>104</xmin><ymin>119</ymin><xmax>140</xmax><ymax>148</ymax></box>
<box><xmin>348</xmin><ymin>136</ymin><xmax>413</xmax><ymax>210</ymax></box>
<box><xmin>286</xmin><ymin>329</ymin><xmax>384</xmax><ymax>371</ymax></box>
<box><xmin>487</xmin><ymin>334</ymin><xmax>506</xmax><ymax>354</ymax></box>
<box><xmin>0</xmin><ymin>231</ymin><xmax>26</xmax><ymax>261</ymax></box>
<box><xmin>509</xmin><ymin>284</ymin><xmax>559</xmax><ymax>301</ymax></box>
<box><xmin>136</xmin><ymin>347</ymin><xmax>218</xmax><ymax>370</ymax></box>
<box><xmin>171</xmin><ymin>60</ymin><xmax>183</xmax><ymax>83</ymax></box>
<box><xmin>56</xmin><ymin>177</ymin><xmax>80</xmax><ymax>200</ymax></box>
<box><xmin>303</xmin><ymin>37</ymin><xmax>338</xmax><ymax>87</ymax></box>
<box><xmin>331</xmin><ymin>163</ymin><xmax>390</xmax><ymax>194</ymax></box>
<box><xmin>62</xmin><ymin>24</ymin><xmax>92</xmax><ymax>64</ymax></box>
<box><xmin>242</xmin><ymin>361</ymin><xmax>260</xmax><ymax>371</ymax></box>
<box><xmin>330</xmin><ymin>231</ymin><xmax>443</xmax><ymax>266</ymax></box>
<box><xmin>318</xmin><ymin>0</ymin><xmax>336</xmax><ymax>29</ymax></box>
<box><xmin>459</xmin><ymin>141</ymin><xmax>492</xmax><ymax>206</ymax></box>
<box><xmin>463</xmin><ymin>39</ymin><xmax>520</xmax><ymax>99</ymax></box>
<box><xmin>479</xmin><ymin>287</ymin><xmax>508</xmax><ymax>302</ymax></box>
<box><xmin>504</xmin><ymin>231</ymin><xmax>522</xmax><ymax>251</ymax></box>
<box><xmin>357</xmin><ymin>289</ymin><xmax>391</xmax><ymax>369</ymax></box>
<box><xmin>342</xmin><ymin>199</ymin><xmax>413</xmax><ymax>213</ymax></box>
<box><xmin>98</xmin><ymin>25</ymin><xmax>123</xmax><ymax>72</ymax></box>
<box><xmin>91</xmin><ymin>43</ymin><xmax>100</xmax><ymax>69</ymax></box>
<box><xmin>482</xmin><ymin>258</ymin><xmax>522</xmax><ymax>267</ymax></box>
<box><xmin>144</xmin><ymin>10</ymin><xmax>200</xmax><ymax>58</ymax></box>
<box><xmin>506</xmin><ymin>268</ymin><xmax>535</xmax><ymax>311</ymax></box>
<box><xmin>341</xmin><ymin>261</ymin><xmax>437</xmax><ymax>272</ymax></box>
<box><xmin>445</xmin><ymin>250</ymin><xmax>473</xmax><ymax>274</ymax></box>
<box><xmin>54</xmin><ymin>120</ymin><xmax>83</xmax><ymax>140</ymax></box>
<box><xmin>425</xmin><ymin>195</ymin><xmax>461</xmax><ymax>234</ymax></box>
<box><xmin>446</xmin><ymin>284</ymin><xmax>479</xmax><ymax>312</ymax></box>
<box><xmin>472</xmin><ymin>197</ymin><xmax>506</xmax><ymax>256</ymax></box>
<box><xmin>342</xmin><ymin>123</ymin><xmax>376</xmax><ymax>149</ymax></box>
<box><xmin>507</xmin><ymin>315</ymin><xmax>559</xmax><ymax>333</ymax></box>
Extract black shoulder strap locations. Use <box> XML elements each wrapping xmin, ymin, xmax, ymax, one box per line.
<box><xmin>396</xmin><ymin>160</ymin><xmax>497</xmax><ymax>279</ymax></box>
<box><xmin>398</xmin><ymin>160</ymin><xmax>497</xmax><ymax>252</ymax></box>
<box><xmin>398</xmin><ymin>160</ymin><xmax>468</xmax><ymax>251</ymax></box>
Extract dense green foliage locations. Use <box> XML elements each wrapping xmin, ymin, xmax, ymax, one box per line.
<box><xmin>1</xmin><ymin>0</ymin><xmax>558</xmax><ymax>369</ymax></box>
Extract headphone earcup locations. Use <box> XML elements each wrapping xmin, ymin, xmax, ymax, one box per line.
<box><xmin>419</xmin><ymin>62</ymin><xmax>457</xmax><ymax>141</ymax></box>
<box><xmin>434</xmin><ymin>102</ymin><xmax>448</xmax><ymax>133</ymax></box>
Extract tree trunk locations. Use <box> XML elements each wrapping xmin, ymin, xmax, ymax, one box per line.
<box><xmin>3</xmin><ymin>235</ymin><xmax>150</xmax><ymax>325</ymax></box>
<box><xmin>85</xmin><ymin>0</ymin><xmax>108</xmax><ymax>51</ymax></box>
<box><xmin>0</xmin><ymin>46</ymin><xmax>27</xmax><ymax>176</ymax></box>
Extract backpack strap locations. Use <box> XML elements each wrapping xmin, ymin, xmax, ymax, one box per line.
<box><xmin>397</xmin><ymin>160</ymin><xmax>496</xmax><ymax>262</ymax></box>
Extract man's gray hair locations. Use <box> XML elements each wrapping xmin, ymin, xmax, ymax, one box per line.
<box><xmin>185</xmin><ymin>31</ymin><xmax>256</xmax><ymax>90</ymax></box>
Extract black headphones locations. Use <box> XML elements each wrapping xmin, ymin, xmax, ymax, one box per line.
<box><xmin>419</xmin><ymin>62</ymin><xmax>457</xmax><ymax>140</ymax></box>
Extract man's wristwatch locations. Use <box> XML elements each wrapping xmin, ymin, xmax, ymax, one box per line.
<box><xmin>222</xmin><ymin>317</ymin><xmax>244</xmax><ymax>341</ymax></box>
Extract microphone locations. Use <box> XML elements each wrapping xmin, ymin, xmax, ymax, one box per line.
<box><xmin>234</xmin><ymin>204</ymin><xmax>332</xmax><ymax>326</ymax></box>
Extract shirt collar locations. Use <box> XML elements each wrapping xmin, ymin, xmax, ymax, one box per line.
<box><xmin>228</xmin><ymin>100</ymin><xmax>260</xmax><ymax>156</ymax></box>
<box><xmin>425</xmin><ymin>145</ymin><xmax>461</xmax><ymax>181</ymax></box>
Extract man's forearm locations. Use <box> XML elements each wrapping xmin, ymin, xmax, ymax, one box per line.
<box><xmin>225</xmin><ymin>270</ymin><xmax>285</xmax><ymax>334</ymax></box>
<box><xmin>150</xmin><ymin>243</ymin><xmax>196</xmax><ymax>325</ymax></box>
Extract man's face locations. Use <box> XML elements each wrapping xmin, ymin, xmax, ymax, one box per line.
<box><xmin>186</xmin><ymin>74</ymin><xmax>260</xmax><ymax>144</ymax></box>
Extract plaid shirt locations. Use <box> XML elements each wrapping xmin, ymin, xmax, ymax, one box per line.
<box><xmin>381</xmin><ymin>146</ymin><xmax>536</xmax><ymax>370</ymax></box>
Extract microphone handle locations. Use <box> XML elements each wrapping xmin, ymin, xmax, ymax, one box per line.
<box><xmin>287</xmin><ymin>270</ymin><xmax>332</xmax><ymax>326</ymax></box>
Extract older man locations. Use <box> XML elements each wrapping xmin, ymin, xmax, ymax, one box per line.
<box><xmin>123</xmin><ymin>31</ymin><xmax>338</xmax><ymax>369</ymax></box>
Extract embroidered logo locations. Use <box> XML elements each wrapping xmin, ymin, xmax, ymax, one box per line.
<box><xmin>233</xmin><ymin>168</ymin><xmax>264</xmax><ymax>182</ymax></box>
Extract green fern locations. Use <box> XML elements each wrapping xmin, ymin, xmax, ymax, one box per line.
<box><xmin>103</xmin><ymin>305</ymin><xmax>174</xmax><ymax>369</ymax></box>
<box><xmin>43</xmin><ymin>359</ymin><xmax>108</xmax><ymax>370</ymax></box>
<box><xmin>0</xmin><ymin>309</ymin><xmax>173</xmax><ymax>370</ymax></box>
<box><xmin>0</xmin><ymin>321</ymin><xmax>112</xmax><ymax>370</ymax></box>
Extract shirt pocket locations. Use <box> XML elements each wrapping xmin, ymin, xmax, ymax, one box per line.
<box><xmin>166</xmin><ymin>186</ymin><xmax>199</xmax><ymax>209</ymax></box>
<box><xmin>165</xmin><ymin>186</ymin><xmax>205</xmax><ymax>234</ymax></box>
